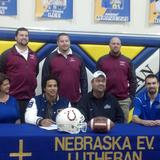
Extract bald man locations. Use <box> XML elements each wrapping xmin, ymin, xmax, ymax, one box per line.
<box><xmin>97</xmin><ymin>37</ymin><xmax>137</xmax><ymax>123</ymax></box>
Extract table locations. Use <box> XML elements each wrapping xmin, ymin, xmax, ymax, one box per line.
<box><xmin>0</xmin><ymin>123</ymin><xmax>160</xmax><ymax>160</ymax></box>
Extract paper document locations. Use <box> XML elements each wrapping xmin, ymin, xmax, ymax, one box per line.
<box><xmin>39</xmin><ymin>124</ymin><xmax>57</xmax><ymax>130</ymax></box>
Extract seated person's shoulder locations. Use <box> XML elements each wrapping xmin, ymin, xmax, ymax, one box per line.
<box><xmin>58</xmin><ymin>96</ymin><xmax>70</xmax><ymax>105</ymax></box>
<box><xmin>9</xmin><ymin>95</ymin><xmax>17</xmax><ymax>101</ymax></box>
<box><xmin>79</xmin><ymin>92</ymin><xmax>92</xmax><ymax>102</ymax></box>
<box><xmin>105</xmin><ymin>93</ymin><xmax>118</xmax><ymax>101</ymax></box>
<box><xmin>8</xmin><ymin>96</ymin><xmax>19</xmax><ymax>105</ymax></box>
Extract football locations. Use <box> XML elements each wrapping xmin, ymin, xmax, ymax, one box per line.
<box><xmin>88</xmin><ymin>116</ymin><xmax>115</xmax><ymax>133</ymax></box>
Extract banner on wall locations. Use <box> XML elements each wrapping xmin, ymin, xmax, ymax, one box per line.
<box><xmin>149</xmin><ymin>0</ymin><xmax>160</xmax><ymax>24</ymax></box>
<box><xmin>35</xmin><ymin>0</ymin><xmax>73</xmax><ymax>19</ymax></box>
<box><xmin>95</xmin><ymin>0</ymin><xmax>130</xmax><ymax>22</ymax></box>
<box><xmin>0</xmin><ymin>0</ymin><xmax>17</xmax><ymax>16</ymax></box>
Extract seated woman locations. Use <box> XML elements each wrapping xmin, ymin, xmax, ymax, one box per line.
<box><xmin>0</xmin><ymin>73</ymin><xmax>20</xmax><ymax>123</ymax></box>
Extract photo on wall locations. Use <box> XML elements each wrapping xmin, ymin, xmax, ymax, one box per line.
<box><xmin>149</xmin><ymin>0</ymin><xmax>160</xmax><ymax>24</ymax></box>
<box><xmin>94</xmin><ymin>0</ymin><xmax>130</xmax><ymax>22</ymax></box>
<box><xmin>0</xmin><ymin>0</ymin><xmax>17</xmax><ymax>16</ymax></box>
<box><xmin>35</xmin><ymin>0</ymin><xmax>73</xmax><ymax>19</ymax></box>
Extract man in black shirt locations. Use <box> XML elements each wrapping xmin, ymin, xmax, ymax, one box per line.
<box><xmin>77</xmin><ymin>70</ymin><xmax>124</xmax><ymax>123</ymax></box>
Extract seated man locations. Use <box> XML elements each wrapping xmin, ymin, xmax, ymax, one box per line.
<box><xmin>77</xmin><ymin>70</ymin><xmax>124</xmax><ymax>123</ymax></box>
<box><xmin>132</xmin><ymin>74</ymin><xmax>160</xmax><ymax>126</ymax></box>
<box><xmin>25</xmin><ymin>76</ymin><xmax>71</xmax><ymax>127</ymax></box>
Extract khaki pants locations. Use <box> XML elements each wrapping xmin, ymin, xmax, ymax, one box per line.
<box><xmin>118</xmin><ymin>97</ymin><xmax>131</xmax><ymax>123</ymax></box>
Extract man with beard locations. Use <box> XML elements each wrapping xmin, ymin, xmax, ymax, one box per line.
<box><xmin>25</xmin><ymin>76</ymin><xmax>71</xmax><ymax>127</ymax></box>
<box><xmin>0</xmin><ymin>27</ymin><xmax>39</xmax><ymax>123</ymax></box>
<box><xmin>42</xmin><ymin>33</ymin><xmax>88</xmax><ymax>107</ymax></box>
<box><xmin>132</xmin><ymin>74</ymin><xmax>160</xmax><ymax>126</ymax></box>
<box><xmin>77</xmin><ymin>70</ymin><xmax>124</xmax><ymax>123</ymax></box>
<box><xmin>97</xmin><ymin>37</ymin><xmax>137</xmax><ymax>123</ymax></box>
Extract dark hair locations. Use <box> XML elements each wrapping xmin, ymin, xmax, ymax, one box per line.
<box><xmin>42</xmin><ymin>76</ymin><xmax>60</xmax><ymax>92</ymax></box>
<box><xmin>145</xmin><ymin>74</ymin><xmax>159</xmax><ymax>83</ymax></box>
<box><xmin>57</xmin><ymin>33</ymin><xmax>70</xmax><ymax>42</ymax></box>
<box><xmin>15</xmin><ymin>27</ymin><xmax>29</xmax><ymax>36</ymax></box>
<box><xmin>0</xmin><ymin>73</ymin><xmax>10</xmax><ymax>86</ymax></box>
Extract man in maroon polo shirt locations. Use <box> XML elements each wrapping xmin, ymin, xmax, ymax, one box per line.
<box><xmin>42</xmin><ymin>33</ymin><xmax>88</xmax><ymax>106</ymax></box>
<box><xmin>0</xmin><ymin>27</ymin><xmax>39</xmax><ymax>123</ymax></box>
<box><xmin>97</xmin><ymin>37</ymin><xmax>137</xmax><ymax>123</ymax></box>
